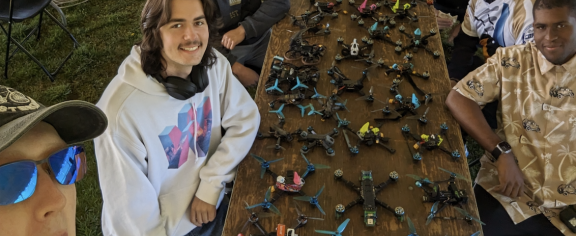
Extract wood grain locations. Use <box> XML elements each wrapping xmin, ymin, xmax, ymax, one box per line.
<box><xmin>222</xmin><ymin>1</ymin><xmax>482</xmax><ymax>235</ymax></box>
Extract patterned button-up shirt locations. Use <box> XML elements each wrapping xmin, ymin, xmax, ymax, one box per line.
<box><xmin>454</xmin><ymin>42</ymin><xmax>576</xmax><ymax>235</ymax></box>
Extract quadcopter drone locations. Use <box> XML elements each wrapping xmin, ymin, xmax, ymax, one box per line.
<box><xmin>284</xmin><ymin>28</ymin><xmax>327</xmax><ymax>65</ymax></box>
<box><xmin>334</xmin><ymin>170</ymin><xmax>405</xmax><ymax>227</ymax></box>
<box><xmin>342</xmin><ymin>122</ymin><xmax>396</xmax><ymax>154</ymax></box>
<box><xmin>327</xmin><ymin>62</ymin><xmax>370</xmax><ymax>96</ymax></box>
<box><xmin>399</xmin><ymin>28</ymin><xmax>440</xmax><ymax>56</ymax></box>
<box><xmin>371</xmin><ymin>93</ymin><xmax>428</xmax><ymax>122</ymax></box>
<box><xmin>401</xmin><ymin>123</ymin><xmax>461</xmax><ymax>161</ymax></box>
<box><xmin>406</xmin><ymin>167</ymin><xmax>484</xmax><ymax>226</ymax></box>
<box><xmin>256</xmin><ymin>118</ymin><xmax>302</xmax><ymax>151</ymax></box>
<box><xmin>334</xmin><ymin>37</ymin><xmax>375</xmax><ymax>64</ymax></box>
<box><xmin>313</xmin><ymin>93</ymin><xmax>350</xmax><ymax>121</ymax></box>
<box><xmin>290</xmin><ymin>0</ymin><xmax>341</xmax><ymax>33</ymax></box>
<box><xmin>298</xmin><ymin>126</ymin><xmax>339</xmax><ymax>156</ymax></box>
<box><xmin>266</xmin><ymin>56</ymin><xmax>320</xmax><ymax>94</ymax></box>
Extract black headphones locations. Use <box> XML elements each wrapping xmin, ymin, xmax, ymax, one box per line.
<box><xmin>153</xmin><ymin>66</ymin><xmax>209</xmax><ymax>100</ymax></box>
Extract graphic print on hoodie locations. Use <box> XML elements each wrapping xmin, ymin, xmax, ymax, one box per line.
<box><xmin>158</xmin><ymin>97</ymin><xmax>213</xmax><ymax>169</ymax></box>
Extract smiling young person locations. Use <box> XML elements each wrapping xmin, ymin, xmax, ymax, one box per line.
<box><xmin>93</xmin><ymin>0</ymin><xmax>260</xmax><ymax>235</ymax></box>
<box><xmin>446</xmin><ymin>0</ymin><xmax>576</xmax><ymax>235</ymax></box>
<box><xmin>0</xmin><ymin>85</ymin><xmax>107</xmax><ymax>236</ymax></box>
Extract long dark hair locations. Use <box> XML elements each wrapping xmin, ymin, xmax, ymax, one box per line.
<box><xmin>138</xmin><ymin>0</ymin><xmax>222</xmax><ymax>76</ymax></box>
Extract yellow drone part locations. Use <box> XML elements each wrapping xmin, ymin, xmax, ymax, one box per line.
<box><xmin>413</xmin><ymin>143</ymin><xmax>420</xmax><ymax>150</ymax></box>
<box><xmin>372</xmin><ymin>127</ymin><xmax>380</xmax><ymax>133</ymax></box>
<box><xmin>271</xmin><ymin>186</ymin><xmax>276</xmax><ymax>192</ymax></box>
<box><xmin>421</xmin><ymin>134</ymin><xmax>429</xmax><ymax>142</ymax></box>
<box><xmin>392</xmin><ymin>0</ymin><xmax>400</xmax><ymax>13</ymax></box>
<box><xmin>404</xmin><ymin>3</ymin><xmax>411</xmax><ymax>10</ymax></box>
<box><xmin>389</xmin><ymin>98</ymin><xmax>394</xmax><ymax>104</ymax></box>
<box><xmin>360</xmin><ymin>122</ymin><xmax>370</xmax><ymax>136</ymax></box>
<box><xmin>438</xmin><ymin>135</ymin><xmax>443</xmax><ymax>146</ymax></box>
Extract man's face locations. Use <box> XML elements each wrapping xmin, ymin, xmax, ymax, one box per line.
<box><xmin>0</xmin><ymin>122</ymin><xmax>76</xmax><ymax>236</ymax></box>
<box><xmin>533</xmin><ymin>7</ymin><xmax>576</xmax><ymax>65</ymax></box>
<box><xmin>159</xmin><ymin>0</ymin><xmax>209</xmax><ymax>73</ymax></box>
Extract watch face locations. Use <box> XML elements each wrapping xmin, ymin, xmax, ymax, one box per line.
<box><xmin>500</xmin><ymin>142</ymin><xmax>512</xmax><ymax>151</ymax></box>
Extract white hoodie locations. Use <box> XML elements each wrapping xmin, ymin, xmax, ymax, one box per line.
<box><xmin>94</xmin><ymin>46</ymin><xmax>260</xmax><ymax>236</ymax></box>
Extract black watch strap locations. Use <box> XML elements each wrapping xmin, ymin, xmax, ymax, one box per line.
<box><xmin>490</xmin><ymin>141</ymin><xmax>512</xmax><ymax>162</ymax></box>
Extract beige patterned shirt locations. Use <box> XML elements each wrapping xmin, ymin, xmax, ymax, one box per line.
<box><xmin>454</xmin><ymin>42</ymin><xmax>576</xmax><ymax>235</ymax></box>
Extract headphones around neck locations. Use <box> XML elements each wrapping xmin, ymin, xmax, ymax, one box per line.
<box><xmin>153</xmin><ymin>66</ymin><xmax>209</xmax><ymax>100</ymax></box>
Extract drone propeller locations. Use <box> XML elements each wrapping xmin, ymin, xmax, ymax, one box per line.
<box><xmin>291</xmin><ymin>77</ymin><xmax>310</xmax><ymax>91</ymax></box>
<box><xmin>336</xmin><ymin>99</ymin><xmax>350</xmax><ymax>112</ymax></box>
<box><xmin>426</xmin><ymin>201</ymin><xmax>440</xmax><ymax>225</ymax></box>
<box><xmin>311</xmin><ymin>87</ymin><xmax>327</xmax><ymax>99</ymax></box>
<box><xmin>406</xmin><ymin>174</ymin><xmax>434</xmax><ymax>185</ymax></box>
<box><xmin>471</xmin><ymin>231</ymin><xmax>481</xmax><ymax>236</ymax></box>
<box><xmin>294</xmin><ymin>201</ymin><xmax>324</xmax><ymax>222</ymax></box>
<box><xmin>355</xmin><ymin>86</ymin><xmax>375</xmax><ymax>101</ymax></box>
<box><xmin>411</xmin><ymin>93</ymin><xmax>421</xmax><ymax>109</ymax></box>
<box><xmin>246</xmin><ymin>187</ymin><xmax>281</xmax><ymax>215</ymax></box>
<box><xmin>315</xmin><ymin>218</ymin><xmax>350</xmax><ymax>236</ymax></box>
<box><xmin>250</xmin><ymin>153</ymin><xmax>284</xmax><ymax>179</ymax></box>
<box><xmin>301</xmin><ymin>153</ymin><xmax>330</xmax><ymax>178</ymax></box>
<box><xmin>265</xmin><ymin>79</ymin><xmax>284</xmax><ymax>94</ymax></box>
<box><xmin>438</xmin><ymin>167</ymin><xmax>471</xmax><ymax>182</ymax></box>
<box><xmin>406</xmin><ymin>216</ymin><xmax>418</xmax><ymax>235</ymax></box>
<box><xmin>269</xmin><ymin>104</ymin><xmax>286</xmax><ymax>119</ymax></box>
<box><xmin>266</xmin><ymin>144</ymin><xmax>286</xmax><ymax>151</ymax></box>
<box><xmin>454</xmin><ymin>207</ymin><xmax>486</xmax><ymax>225</ymax></box>
<box><xmin>406</xmin><ymin>107</ymin><xmax>429</xmax><ymax>120</ymax></box>
<box><xmin>294</xmin><ymin>185</ymin><xmax>326</xmax><ymax>215</ymax></box>
<box><xmin>343</xmin><ymin>129</ymin><xmax>359</xmax><ymax>154</ymax></box>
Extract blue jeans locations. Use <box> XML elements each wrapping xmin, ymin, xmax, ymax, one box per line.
<box><xmin>185</xmin><ymin>195</ymin><xmax>229</xmax><ymax>236</ymax></box>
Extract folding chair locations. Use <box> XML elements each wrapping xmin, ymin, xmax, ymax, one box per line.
<box><xmin>0</xmin><ymin>0</ymin><xmax>80</xmax><ymax>81</ymax></box>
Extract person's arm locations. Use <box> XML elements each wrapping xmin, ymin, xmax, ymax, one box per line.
<box><xmin>239</xmin><ymin>0</ymin><xmax>290</xmax><ymax>40</ymax></box>
<box><xmin>194</xmin><ymin>58</ymin><xmax>260</xmax><ymax>207</ymax></box>
<box><xmin>94</xmin><ymin>134</ymin><xmax>168</xmax><ymax>236</ymax></box>
<box><xmin>445</xmin><ymin>48</ymin><xmax>525</xmax><ymax>198</ymax></box>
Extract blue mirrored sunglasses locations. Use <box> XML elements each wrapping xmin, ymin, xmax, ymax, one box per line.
<box><xmin>0</xmin><ymin>145</ymin><xmax>86</xmax><ymax>206</ymax></box>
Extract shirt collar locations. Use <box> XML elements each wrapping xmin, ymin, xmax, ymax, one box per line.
<box><xmin>536</xmin><ymin>46</ymin><xmax>576</xmax><ymax>76</ymax></box>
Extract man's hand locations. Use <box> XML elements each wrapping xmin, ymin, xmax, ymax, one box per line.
<box><xmin>190</xmin><ymin>196</ymin><xmax>216</xmax><ymax>227</ymax></box>
<box><xmin>494</xmin><ymin>153</ymin><xmax>526</xmax><ymax>198</ymax></box>
<box><xmin>435</xmin><ymin>9</ymin><xmax>454</xmax><ymax>30</ymax></box>
<box><xmin>450</xmin><ymin>79</ymin><xmax>458</xmax><ymax>88</ymax></box>
<box><xmin>232</xmin><ymin>62</ymin><xmax>260</xmax><ymax>87</ymax></box>
<box><xmin>222</xmin><ymin>25</ymin><xmax>246</xmax><ymax>50</ymax></box>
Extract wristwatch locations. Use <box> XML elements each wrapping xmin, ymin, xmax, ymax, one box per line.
<box><xmin>490</xmin><ymin>141</ymin><xmax>512</xmax><ymax>162</ymax></box>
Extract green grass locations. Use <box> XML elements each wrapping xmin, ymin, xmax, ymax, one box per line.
<box><xmin>0</xmin><ymin>4</ymin><xmax>484</xmax><ymax>234</ymax></box>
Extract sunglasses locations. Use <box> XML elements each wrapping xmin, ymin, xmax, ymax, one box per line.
<box><xmin>0</xmin><ymin>145</ymin><xmax>86</xmax><ymax>206</ymax></box>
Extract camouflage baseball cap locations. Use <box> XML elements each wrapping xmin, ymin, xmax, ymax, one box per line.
<box><xmin>0</xmin><ymin>85</ymin><xmax>108</xmax><ymax>152</ymax></box>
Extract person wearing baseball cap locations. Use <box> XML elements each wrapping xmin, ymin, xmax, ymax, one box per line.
<box><xmin>0</xmin><ymin>84</ymin><xmax>107</xmax><ymax>236</ymax></box>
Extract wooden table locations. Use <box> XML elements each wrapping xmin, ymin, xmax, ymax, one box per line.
<box><xmin>223</xmin><ymin>1</ymin><xmax>482</xmax><ymax>235</ymax></box>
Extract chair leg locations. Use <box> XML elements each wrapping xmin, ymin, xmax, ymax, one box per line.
<box><xmin>37</xmin><ymin>11</ymin><xmax>43</xmax><ymax>40</ymax></box>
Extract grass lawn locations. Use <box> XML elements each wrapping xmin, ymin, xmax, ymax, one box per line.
<box><xmin>0</xmin><ymin>3</ymin><xmax>484</xmax><ymax>235</ymax></box>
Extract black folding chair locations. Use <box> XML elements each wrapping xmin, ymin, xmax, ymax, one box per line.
<box><xmin>0</xmin><ymin>0</ymin><xmax>80</xmax><ymax>81</ymax></box>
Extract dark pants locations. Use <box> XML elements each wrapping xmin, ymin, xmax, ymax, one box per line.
<box><xmin>475</xmin><ymin>185</ymin><xmax>563</xmax><ymax>236</ymax></box>
<box><xmin>185</xmin><ymin>195</ymin><xmax>229</xmax><ymax>236</ymax></box>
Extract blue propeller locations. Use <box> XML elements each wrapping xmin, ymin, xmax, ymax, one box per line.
<box><xmin>336</xmin><ymin>99</ymin><xmax>350</xmax><ymax>112</ymax></box>
<box><xmin>411</xmin><ymin>93</ymin><xmax>421</xmax><ymax>110</ymax></box>
<box><xmin>407</xmin><ymin>216</ymin><xmax>418</xmax><ymax>236</ymax></box>
<box><xmin>471</xmin><ymin>231</ymin><xmax>481</xmax><ymax>236</ymax></box>
<box><xmin>291</xmin><ymin>77</ymin><xmax>309</xmax><ymax>90</ymax></box>
<box><xmin>370</xmin><ymin>22</ymin><xmax>378</xmax><ymax>32</ymax></box>
<box><xmin>315</xmin><ymin>218</ymin><xmax>350</xmax><ymax>236</ymax></box>
<box><xmin>336</xmin><ymin>113</ymin><xmax>350</xmax><ymax>127</ymax></box>
<box><xmin>406</xmin><ymin>174</ymin><xmax>434</xmax><ymax>187</ymax></box>
<box><xmin>300</xmin><ymin>153</ymin><xmax>330</xmax><ymax>179</ymax></box>
<box><xmin>250</xmin><ymin>153</ymin><xmax>283</xmax><ymax>179</ymax></box>
<box><xmin>246</xmin><ymin>186</ymin><xmax>281</xmax><ymax>215</ymax></box>
<box><xmin>266</xmin><ymin>79</ymin><xmax>283</xmax><ymax>94</ymax></box>
<box><xmin>269</xmin><ymin>104</ymin><xmax>286</xmax><ymax>119</ymax></box>
<box><xmin>306</xmin><ymin>103</ymin><xmax>323</xmax><ymax>116</ymax></box>
<box><xmin>426</xmin><ymin>201</ymin><xmax>440</xmax><ymax>225</ymax></box>
<box><xmin>294</xmin><ymin>185</ymin><xmax>326</xmax><ymax>215</ymax></box>
<box><xmin>311</xmin><ymin>87</ymin><xmax>326</xmax><ymax>99</ymax></box>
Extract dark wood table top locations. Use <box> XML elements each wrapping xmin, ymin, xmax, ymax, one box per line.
<box><xmin>223</xmin><ymin>1</ymin><xmax>482</xmax><ymax>235</ymax></box>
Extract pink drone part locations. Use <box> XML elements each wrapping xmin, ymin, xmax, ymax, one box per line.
<box><xmin>370</xmin><ymin>4</ymin><xmax>377</xmax><ymax>11</ymax></box>
<box><xmin>328</xmin><ymin>2</ymin><xmax>334</xmax><ymax>8</ymax></box>
<box><xmin>358</xmin><ymin>0</ymin><xmax>368</xmax><ymax>12</ymax></box>
<box><xmin>294</xmin><ymin>172</ymin><xmax>302</xmax><ymax>185</ymax></box>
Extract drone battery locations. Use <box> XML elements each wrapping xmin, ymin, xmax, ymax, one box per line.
<box><xmin>276</xmin><ymin>224</ymin><xmax>286</xmax><ymax>236</ymax></box>
<box><xmin>560</xmin><ymin>205</ymin><xmax>576</xmax><ymax>233</ymax></box>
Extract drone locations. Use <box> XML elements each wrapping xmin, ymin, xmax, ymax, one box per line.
<box><xmin>371</xmin><ymin>93</ymin><xmax>428</xmax><ymax>122</ymax></box>
<box><xmin>298</xmin><ymin>126</ymin><xmax>339</xmax><ymax>156</ymax></box>
<box><xmin>315</xmin><ymin>218</ymin><xmax>350</xmax><ymax>236</ymax></box>
<box><xmin>406</xmin><ymin>168</ymin><xmax>484</xmax><ymax>226</ymax></box>
<box><xmin>342</xmin><ymin>122</ymin><xmax>396</xmax><ymax>154</ymax></box>
<box><xmin>266</xmin><ymin>56</ymin><xmax>320</xmax><ymax>94</ymax></box>
<box><xmin>313</xmin><ymin>93</ymin><xmax>350</xmax><ymax>121</ymax></box>
<box><xmin>327</xmin><ymin>62</ymin><xmax>369</xmax><ymax>96</ymax></box>
<box><xmin>334</xmin><ymin>37</ymin><xmax>374</xmax><ymax>63</ymax></box>
<box><xmin>382</xmin><ymin>57</ymin><xmax>433</xmax><ymax>97</ymax></box>
<box><xmin>239</xmin><ymin>201</ymin><xmax>276</xmax><ymax>236</ymax></box>
<box><xmin>401</xmin><ymin>123</ymin><xmax>461</xmax><ymax>161</ymax></box>
<box><xmin>399</xmin><ymin>28</ymin><xmax>440</xmax><ymax>56</ymax></box>
<box><xmin>256</xmin><ymin>118</ymin><xmax>302</xmax><ymax>151</ymax></box>
<box><xmin>334</xmin><ymin>170</ymin><xmax>405</xmax><ymax>226</ymax></box>
<box><xmin>250</xmin><ymin>153</ymin><xmax>330</xmax><ymax>194</ymax></box>
<box><xmin>284</xmin><ymin>28</ymin><xmax>327</xmax><ymax>65</ymax></box>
